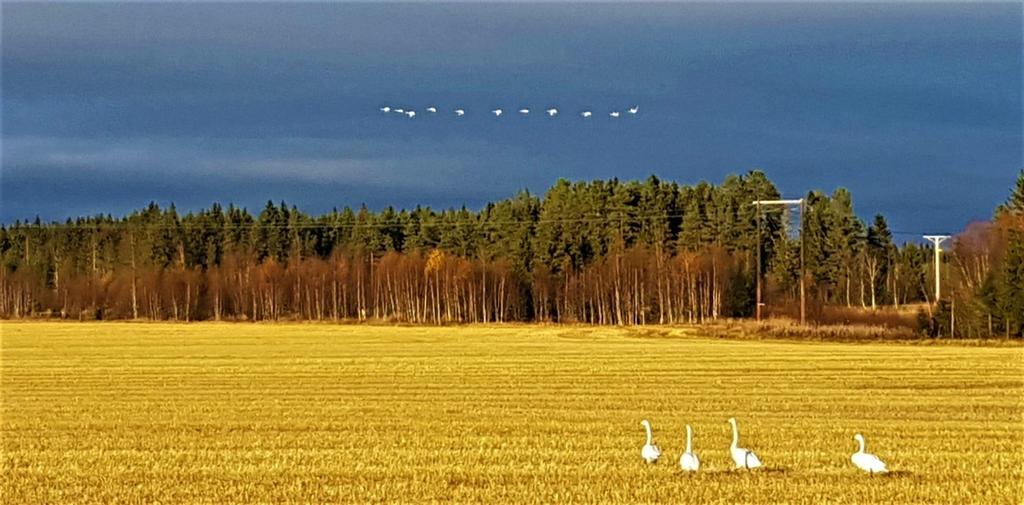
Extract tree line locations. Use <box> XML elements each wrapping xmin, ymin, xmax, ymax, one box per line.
<box><xmin>2</xmin><ymin>171</ymin><xmax>1021</xmax><ymax>336</ymax></box>
<box><xmin>940</xmin><ymin>171</ymin><xmax>1024</xmax><ymax>337</ymax></box>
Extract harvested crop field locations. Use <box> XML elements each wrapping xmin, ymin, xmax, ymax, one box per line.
<box><xmin>2</xmin><ymin>322</ymin><xmax>1022</xmax><ymax>503</ymax></box>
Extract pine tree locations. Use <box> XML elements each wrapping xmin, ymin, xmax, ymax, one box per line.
<box><xmin>996</xmin><ymin>169</ymin><xmax>1024</xmax><ymax>215</ymax></box>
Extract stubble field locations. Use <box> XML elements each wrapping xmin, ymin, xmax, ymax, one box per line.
<box><xmin>2</xmin><ymin>322</ymin><xmax>1022</xmax><ymax>503</ymax></box>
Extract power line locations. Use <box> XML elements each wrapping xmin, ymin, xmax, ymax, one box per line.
<box><xmin>4</xmin><ymin>211</ymin><xmax>696</xmax><ymax>230</ymax></box>
<box><xmin>0</xmin><ymin>212</ymin><xmax>954</xmax><ymax>237</ymax></box>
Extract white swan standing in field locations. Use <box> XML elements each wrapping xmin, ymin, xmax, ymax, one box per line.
<box><xmin>679</xmin><ymin>424</ymin><xmax>700</xmax><ymax>472</ymax></box>
<box><xmin>454</xmin><ymin>108</ymin><xmax>465</xmax><ymax>116</ymax></box>
<box><xmin>640</xmin><ymin>419</ymin><xmax>662</xmax><ymax>464</ymax></box>
<box><xmin>852</xmin><ymin>434</ymin><xmax>889</xmax><ymax>474</ymax></box>
<box><xmin>546</xmin><ymin>108</ymin><xmax>558</xmax><ymax>117</ymax></box>
<box><xmin>580</xmin><ymin>111</ymin><xmax>592</xmax><ymax>118</ymax></box>
<box><xmin>628</xmin><ymin>105</ymin><xmax>639</xmax><ymax>115</ymax></box>
<box><xmin>728</xmin><ymin>417</ymin><xmax>762</xmax><ymax>469</ymax></box>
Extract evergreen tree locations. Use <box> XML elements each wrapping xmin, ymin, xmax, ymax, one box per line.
<box><xmin>996</xmin><ymin>169</ymin><xmax>1024</xmax><ymax>215</ymax></box>
<box><xmin>865</xmin><ymin>214</ymin><xmax>894</xmax><ymax>309</ymax></box>
<box><xmin>995</xmin><ymin>170</ymin><xmax>1024</xmax><ymax>335</ymax></box>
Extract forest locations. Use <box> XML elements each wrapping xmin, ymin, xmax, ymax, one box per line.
<box><xmin>2</xmin><ymin>170</ymin><xmax>1021</xmax><ymax>337</ymax></box>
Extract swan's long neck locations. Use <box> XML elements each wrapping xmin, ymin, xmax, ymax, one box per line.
<box><xmin>644</xmin><ymin>423</ymin><xmax>653</xmax><ymax>445</ymax></box>
<box><xmin>857</xmin><ymin>436</ymin><xmax>865</xmax><ymax>454</ymax></box>
<box><xmin>685</xmin><ymin>425</ymin><xmax>693</xmax><ymax>453</ymax></box>
<box><xmin>730</xmin><ymin>421</ymin><xmax>739</xmax><ymax>449</ymax></box>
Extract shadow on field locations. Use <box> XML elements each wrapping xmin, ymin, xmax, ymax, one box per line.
<box><xmin>679</xmin><ymin>467</ymin><xmax>790</xmax><ymax>475</ymax></box>
<box><xmin>877</xmin><ymin>470</ymin><xmax>913</xmax><ymax>478</ymax></box>
<box><xmin>677</xmin><ymin>468</ymin><xmax>912</xmax><ymax>479</ymax></box>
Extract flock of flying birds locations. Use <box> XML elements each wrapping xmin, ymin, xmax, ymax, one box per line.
<box><xmin>641</xmin><ymin>418</ymin><xmax>890</xmax><ymax>474</ymax></box>
<box><xmin>378</xmin><ymin>105</ymin><xmax>640</xmax><ymax>119</ymax></box>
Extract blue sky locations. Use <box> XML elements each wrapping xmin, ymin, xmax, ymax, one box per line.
<box><xmin>2</xmin><ymin>2</ymin><xmax>1021</xmax><ymax>236</ymax></box>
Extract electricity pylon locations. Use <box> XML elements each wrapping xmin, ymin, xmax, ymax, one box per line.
<box><xmin>753</xmin><ymin>199</ymin><xmax>806</xmax><ymax>325</ymax></box>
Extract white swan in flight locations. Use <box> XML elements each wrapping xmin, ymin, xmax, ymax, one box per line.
<box><xmin>851</xmin><ymin>434</ymin><xmax>889</xmax><ymax>474</ymax></box>
<box><xmin>580</xmin><ymin>111</ymin><xmax>592</xmax><ymax>118</ymax></box>
<box><xmin>728</xmin><ymin>418</ymin><xmax>762</xmax><ymax>469</ymax></box>
<box><xmin>640</xmin><ymin>419</ymin><xmax>662</xmax><ymax>464</ymax></box>
<box><xmin>679</xmin><ymin>424</ymin><xmax>700</xmax><ymax>472</ymax></box>
<box><xmin>426</xmin><ymin>106</ymin><xmax>437</xmax><ymax>113</ymax></box>
<box><xmin>519</xmin><ymin>108</ymin><xmax>530</xmax><ymax>115</ymax></box>
<box><xmin>628</xmin><ymin>106</ymin><xmax>639</xmax><ymax>115</ymax></box>
<box><xmin>492</xmin><ymin>108</ymin><xmax>503</xmax><ymax>117</ymax></box>
<box><xmin>380</xmin><ymin>106</ymin><xmax>391</xmax><ymax>113</ymax></box>
<box><xmin>546</xmin><ymin>108</ymin><xmax>558</xmax><ymax>117</ymax></box>
<box><xmin>454</xmin><ymin>109</ymin><xmax>465</xmax><ymax>116</ymax></box>
<box><xmin>394</xmin><ymin>108</ymin><xmax>405</xmax><ymax>114</ymax></box>
<box><xmin>609</xmin><ymin>111</ymin><xmax>621</xmax><ymax>118</ymax></box>
<box><xmin>405</xmin><ymin>110</ymin><xmax>416</xmax><ymax>118</ymax></box>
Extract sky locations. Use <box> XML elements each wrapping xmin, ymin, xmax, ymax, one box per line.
<box><xmin>2</xmin><ymin>2</ymin><xmax>1021</xmax><ymax>237</ymax></box>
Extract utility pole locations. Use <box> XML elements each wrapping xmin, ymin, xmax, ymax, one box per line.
<box><xmin>923</xmin><ymin>235</ymin><xmax>950</xmax><ymax>302</ymax></box>
<box><xmin>756</xmin><ymin>201</ymin><xmax>762</xmax><ymax>322</ymax></box>
<box><xmin>753</xmin><ymin>199</ymin><xmax>805</xmax><ymax>325</ymax></box>
<box><xmin>800</xmin><ymin>199</ymin><xmax>806</xmax><ymax>327</ymax></box>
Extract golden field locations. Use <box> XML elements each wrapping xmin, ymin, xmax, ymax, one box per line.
<box><xmin>2</xmin><ymin>322</ymin><xmax>1022</xmax><ymax>504</ymax></box>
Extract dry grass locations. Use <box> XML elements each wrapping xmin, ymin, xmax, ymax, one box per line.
<box><xmin>696</xmin><ymin>318</ymin><xmax>1024</xmax><ymax>346</ymax></box>
<box><xmin>764</xmin><ymin>304</ymin><xmax>923</xmax><ymax>329</ymax></box>
<box><xmin>697</xmin><ymin>318</ymin><xmax>923</xmax><ymax>342</ymax></box>
<box><xmin>2</xmin><ymin>322</ymin><xmax>1023</xmax><ymax>503</ymax></box>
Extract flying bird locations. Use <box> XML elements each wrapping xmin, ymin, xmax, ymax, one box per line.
<box><xmin>546</xmin><ymin>108</ymin><xmax>558</xmax><ymax>117</ymax></box>
<box><xmin>394</xmin><ymin>108</ymin><xmax>405</xmax><ymax>114</ymax></box>
<box><xmin>492</xmin><ymin>109</ymin><xmax>503</xmax><ymax>117</ymax></box>
<box><xmin>454</xmin><ymin>109</ymin><xmax>465</xmax><ymax>116</ymax></box>
<box><xmin>640</xmin><ymin>419</ymin><xmax>662</xmax><ymax>464</ymax></box>
<box><xmin>851</xmin><ymin>434</ymin><xmax>889</xmax><ymax>475</ymax></box>
<box><xmin>426</xmin><ymin>107</ymin><xmax>438</xmax><ymax>113</ymax></box>
<box><xmin>628</xmin><ymin>106</ymin><xmax>639</xmax><ymax>115</ymax></box>
<box><xmin>580</xmin><ymin>111</ymin><xmax>592</xmax><ymax>118</ymax></box>
<box><xmin>728</xmin><ymin>418</ymin><xmax>762</xmax><ymax>470</ymax></box>
<box><xmin>380</xmin><ymin>106</ymin><xmax>391</xmax><ymax>113</ymax></box>
<box><xmin>609</xmin><ymin>111</ymin><xmax>621</xmax><ymax>118</ymax></box>
<box><xmin>519</xmin><ymin>108</ymin><xmax>530</xmax><ymax>115</ymax></box>
<box><xmin>679</xmin><ymin>424</ymin><xmax>700</xmax><ymax>472</ymax></box>
<box><xmin>406</xmin><ymin>110</ymin><xmax>416</xmax><ymax>118</ymax></box>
